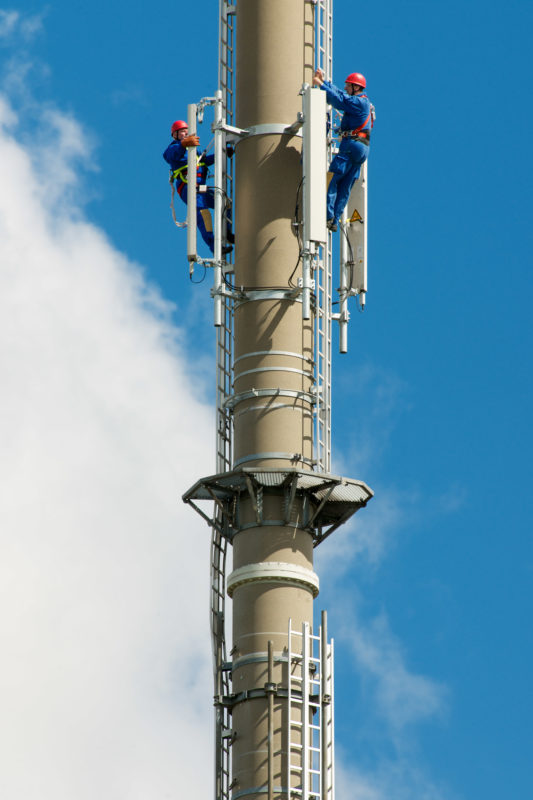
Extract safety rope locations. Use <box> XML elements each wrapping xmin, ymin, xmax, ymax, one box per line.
<box><xmin>169</xmin><ymin>174</ymin><xmax>187</xmax><ymax>228</ymax></box>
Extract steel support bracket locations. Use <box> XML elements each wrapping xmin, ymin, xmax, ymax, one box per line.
<box><xmin>212</xmin><ymin>121</ymin><xmax>249</xmax><ymax>138</ymax></box>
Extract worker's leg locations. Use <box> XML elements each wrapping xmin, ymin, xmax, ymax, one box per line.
<box><xmin>332</xmin><ymin>142</ymin><xmax>368</xmax><ymax>222</ymax></box>
<box><xmin>197</xmin><ymin>208</ymin><xmax>215</xmax><ymax>252</ymax></box>
<box><xmin>332</xmin><ymin>163</ymin><xmax>360</xmax><ymax>222</ymax></box>
<box><xmin>327</xmin><ymin>153</ymin><xmax>352</xmax><ymax>223</ymax></box>
<box><xmin>327</xmin><ymin>173</ymin><xmax>341</xmax><ymax>221</ymax></box>
<box><xmin>224</xmin><ymin>196</ymin><xmax>234</xmax><ymax>244</ymax></box>
<box><xmin>197</xmin><ymin>191</ymin><xmax>215</xmax><ymax>252</ymax></box>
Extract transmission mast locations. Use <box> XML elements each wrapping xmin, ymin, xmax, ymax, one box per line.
<box><xmin>183</xmin><ymin>2</ymin><xmax>373</xmax><ymax>799</ymax></box>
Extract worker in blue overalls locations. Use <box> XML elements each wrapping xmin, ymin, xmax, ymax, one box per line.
<box><xmin>313</xmin><ymin>69</ymin><xmax>373</xmax><ymax>232</ymax></box>
<box><xmin>163</xmin><ymin>120</ymin><xmax>233</xmax><ymax>254</ymax></box>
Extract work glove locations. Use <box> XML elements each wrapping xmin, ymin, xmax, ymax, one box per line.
<box><xmin>181</xmin><ymin>134</ymin><xmax>200</xmax><ymax>148</ymax></box>
<box><xmin>226</xmin><ymin>144</ymin><xmax>235</xmax><ymax>157</ymax></box>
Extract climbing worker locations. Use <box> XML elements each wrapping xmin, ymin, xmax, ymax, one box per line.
<box><xmin>312</xmin><ymin>68</ymin><xmax>374</xmax><ymax>232</ymax></box>
<box><xmin>163</xmin><ymin>120</ymin><xmax>233</xmax><ymax>254</ymax></box>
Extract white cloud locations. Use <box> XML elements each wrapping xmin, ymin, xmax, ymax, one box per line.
<box><xmin>0</xmin><ymin>9</ymin><xmax>18</xmax><ymax>38</ymax></box>
<box><xmin>0</xmin><ymin>92</ymin><xmax>215</xmax><ymax>799</ymax></box>
<box><xmin>334</xmin><ymin>363</ymin><xmax>411</xmax><ymax>475</ymax></box>
<box><xmin>346</xmin><ymin>609</ymin><xmax>447</xmax><ymax>732</ymax></box>
<box><xmin>317</xmin><ymin>502</ymin><xmax>449</xmax><ymax>799</ymax></box>
<box><xmin>315</xmin><ymin>486</ymin><xmax>404</xmax><ymax>574</ymax></box>
<box><xmin>0</xmin><ymin>10</ymin><xmax>45</xmax><ymax>41</ymax></box>
<box><xmin>336</xmin><ymin>757</ymin><xmax>457</xmax><ymax>800</ymax></box>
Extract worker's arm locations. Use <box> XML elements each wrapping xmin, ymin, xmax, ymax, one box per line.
<box><xmin>313</xmin><ymin>69</ymin><xmax>363</xmax><ymax>114</ymax></box>
<box><xmin>163</xmin><ymin>140</ymin><xmax>188</xmax><ymax>167</ymax></box>
<box><xmin>319</xmin><ymin>80</ymin><xmax>363</xmax><ymax>114</ymax></box>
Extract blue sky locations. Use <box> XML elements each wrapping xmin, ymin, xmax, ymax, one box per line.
<box><xmin>1</xmin><ymin>2</ymin><xmax>532</xmax><ymax>799</ymax></box>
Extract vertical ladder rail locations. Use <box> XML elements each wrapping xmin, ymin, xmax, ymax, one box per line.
<box><xmin>211</xmin><ymin>523</ymin><xmax>231</xmax><ymax>800</ymax></box>
<box><xmin>321</xmin><ymin>612</ymin><xmax>335</xmax><ymax>800</ymax></box>
<box><xmin>214</xmin><ymin>90</ymin><xmax>224</xmax><ymax>327</ymax></box>
<box><xmin>325</xmin><ymin>639</ymin><xmax>335</xmax><ymax>800</ymax></box>
<box><xmin>287</xmin><ymin>620</ymin><xmax>304</xmax><ymax>799</ymax></box>
<box><xmin>302</xmin><ymin>623</ymin><xmax>310</xmax><ymax>800</ymax></box>
<box><xmin>312</xmin><ymin>0</ymin><xmax>333</xmax><ymax>474</ymax></box>
<box><xmin>216</xmin><ymin>0</ymin><xmax>236</xmax><ymax>476</ymax></box>
<box><xmin>211</xmin><ymin>5</ymin><xmax>237</xmax><ymax>800</ymax></box>
<box><xmin>322</xmin><ymin>0</ymin><xmax>333</xmax><ymax>475</ymax></box>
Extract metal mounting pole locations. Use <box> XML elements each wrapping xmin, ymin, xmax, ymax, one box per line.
<box><xmin>187</xmin><ymin>103</ymin><xmax>198</xmax><ymax>263</ymax></box>
<box><xmin>320</xmin><ymin>610</ymin><xmax>328</xmax><ymax>800</ymax></box>
<box><xmin>339</xmin><ymin>210</ymin><xmax>348</xmax><ymax>353</ymax></box>
<box><xmin>214</xmin><ymin>90</ymin><xmax>224</xmax><ymax>326</ymax></box>
<box><xmin>302</xmin><ymin>84</ymin><xmax>327</xmax><ymax>323</ymax></box>
<box><xmin>267</xmin><ymin>640</ymin><xmax>274</xmax><ymax>800</ymax></box>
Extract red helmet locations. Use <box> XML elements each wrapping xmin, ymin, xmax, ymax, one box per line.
<box><xmin>345</xmin><ymin>72</ymin><xmax>366</xmax><ymax>88</ymax></box>
<box><xmin>171</xmin><ymin>120</ymin><xmax>188</xmax><ymax>134</ymax></box>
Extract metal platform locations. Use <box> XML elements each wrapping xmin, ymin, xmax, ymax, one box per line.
<box><xmin>183</xmin><ymin>466</ymin><xmax>373</xmax><ymax>547</ymax></box>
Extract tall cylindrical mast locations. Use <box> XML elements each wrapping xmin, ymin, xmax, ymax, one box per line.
<box><xmin>230</xmin><ymin>2</ymin><xmax>315</xmax><ymax>796</ymax></box>
<box><xmin>184</xmin><ymin>3</ymin><xmax>374</xmax><ymax>799</ymax></box>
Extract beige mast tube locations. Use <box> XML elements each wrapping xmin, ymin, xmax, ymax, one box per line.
<box><xmin>229</xmin><ymin>2</ymin><xmax>316</xmax><ymax>798</ymax></box>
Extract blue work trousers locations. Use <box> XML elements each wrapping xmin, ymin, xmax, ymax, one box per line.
<box><xmin>327</xmin><ymin>139</ymin><xmax>369</xmax><ymax>224</ymax></box>
<box><xmin>178</xmin><ymin>184</ymin><xmax>215</xmax><ymax>253</ymax></box>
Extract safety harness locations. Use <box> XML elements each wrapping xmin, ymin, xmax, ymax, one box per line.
<box><xmin>168</xmin><ymin>153</ymin><xmax>209</xmax><ymax>228</ymax></box>
<box><xmin>340</xmin><ymin>96</ymin><xmax>375</xmax><ymax>143</ymax></box>
<box><xmin>172</xmin><ymin>154</ymin><xmax>208</xmax><ymax>194</ymax></box>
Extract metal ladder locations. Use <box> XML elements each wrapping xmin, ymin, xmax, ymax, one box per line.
<box><xmin>287</xmin><ymin>619</ymin><xmax>335</xmax><ymax>800</ymax></box>
<box><xmin>216</xmin><ymin>0</ymin><xmax>236</xmax><ymax>475</ymax></box>
<box><xmin>211</xmin><ymin>526</ymin><xmax>232</xmax><ymax>800</ymax></box>
<box><xmin>313</xmin><ymin>0</ymin><xmax>333</xmax><ymax>474</ymax></box>
<box><xmin>313</xmin><ymin>253</ymin><xmax>332</xmax><ymax>474</ymax></box>
<box><xmin>211</xmin><ymin>5</ymin><xmax>237</xmax><ymax>800</ymax></box>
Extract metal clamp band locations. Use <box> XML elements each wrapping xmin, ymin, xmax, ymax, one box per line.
<box><xmin>233</xmin><ymin>452</ymin><xmax>315</xmax><ymax>468</ymax></box>
<box><xmin>232</xmin><ymin>787</ymin><xmax>289</xmax><ymax>800</ymax></box>
<box><xmin>231</xmin><ymin>652</ymin><xmax>289</xmax><ymax>670</ymax></box>
<box><xmin>235</xmin><ymin>289</ymin><xmax>301</xmax><ymax>307</ymax></box>
<box><xmin>234</xmin><ymin>350</ymin><xmax>312</xmax><ymax>365</ymax></box>
<box><xmin>234</xmin><ymin>365</ymin><xmax>314</xmax><ymax>382</ymax></box>
<box><xmin>234</xmin><ymin>520</ymin><xmax>312</xmax><ymax>534</ymax></box>
<box><xmin>246</xmin><ymin>123</ymin><xmax>302</xmax><ymax>138</ymax></box>
<box><xmin>215</xmin><ymin>687</ymin><xmax>297</xmax><ymax>708</ymax></box>
<box><xmin>224</xmin><ymin>388</ymin><xmax>315</xmax><ymax>410</ymax></box>
<box><xmin>234</xmin><ymin>403</ymin><xmax>313</xmax><ymax>419</ymax></box>
<box><xmin>227</xmin><ymin>562</ymin><xmax>320</xmax><ymax>598</ymax></box>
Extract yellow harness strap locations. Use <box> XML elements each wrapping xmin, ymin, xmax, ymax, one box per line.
<box><xmin>171</xmin><ymin>155</ymin><xmax>206</xmax><ymax>185</ymax></box>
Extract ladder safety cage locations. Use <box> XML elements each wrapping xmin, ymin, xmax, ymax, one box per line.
<box><xmin>287</xmin><ymin>617</ymin><xmax>335</xmax><ymax>800</ymax></box>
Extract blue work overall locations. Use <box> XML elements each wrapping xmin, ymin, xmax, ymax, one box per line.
<box><xmin>163</xmin><ymin>141</ymin><xmax>216</xmax><ymax>252</ymax></box>
<box><xmin>320</xmin><ymin>80</ymin><xmax>372</xmax><ymax>225</ymax></box>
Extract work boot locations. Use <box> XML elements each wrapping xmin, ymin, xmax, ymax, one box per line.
<box><xmin>222</xmin><ymin>244</ymin><xmax>233</xmax><ymax>256</ymax></box>
<box><xmin>327</xmin><ymin>219</ymin><xmax>337</xmax><ymax>232</ymax></box>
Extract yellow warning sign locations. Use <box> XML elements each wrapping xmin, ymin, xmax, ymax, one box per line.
<box><xmin>349</xmin><ymin>208</ymin><xmax>363</xmax><ymax>223</ymax></box>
